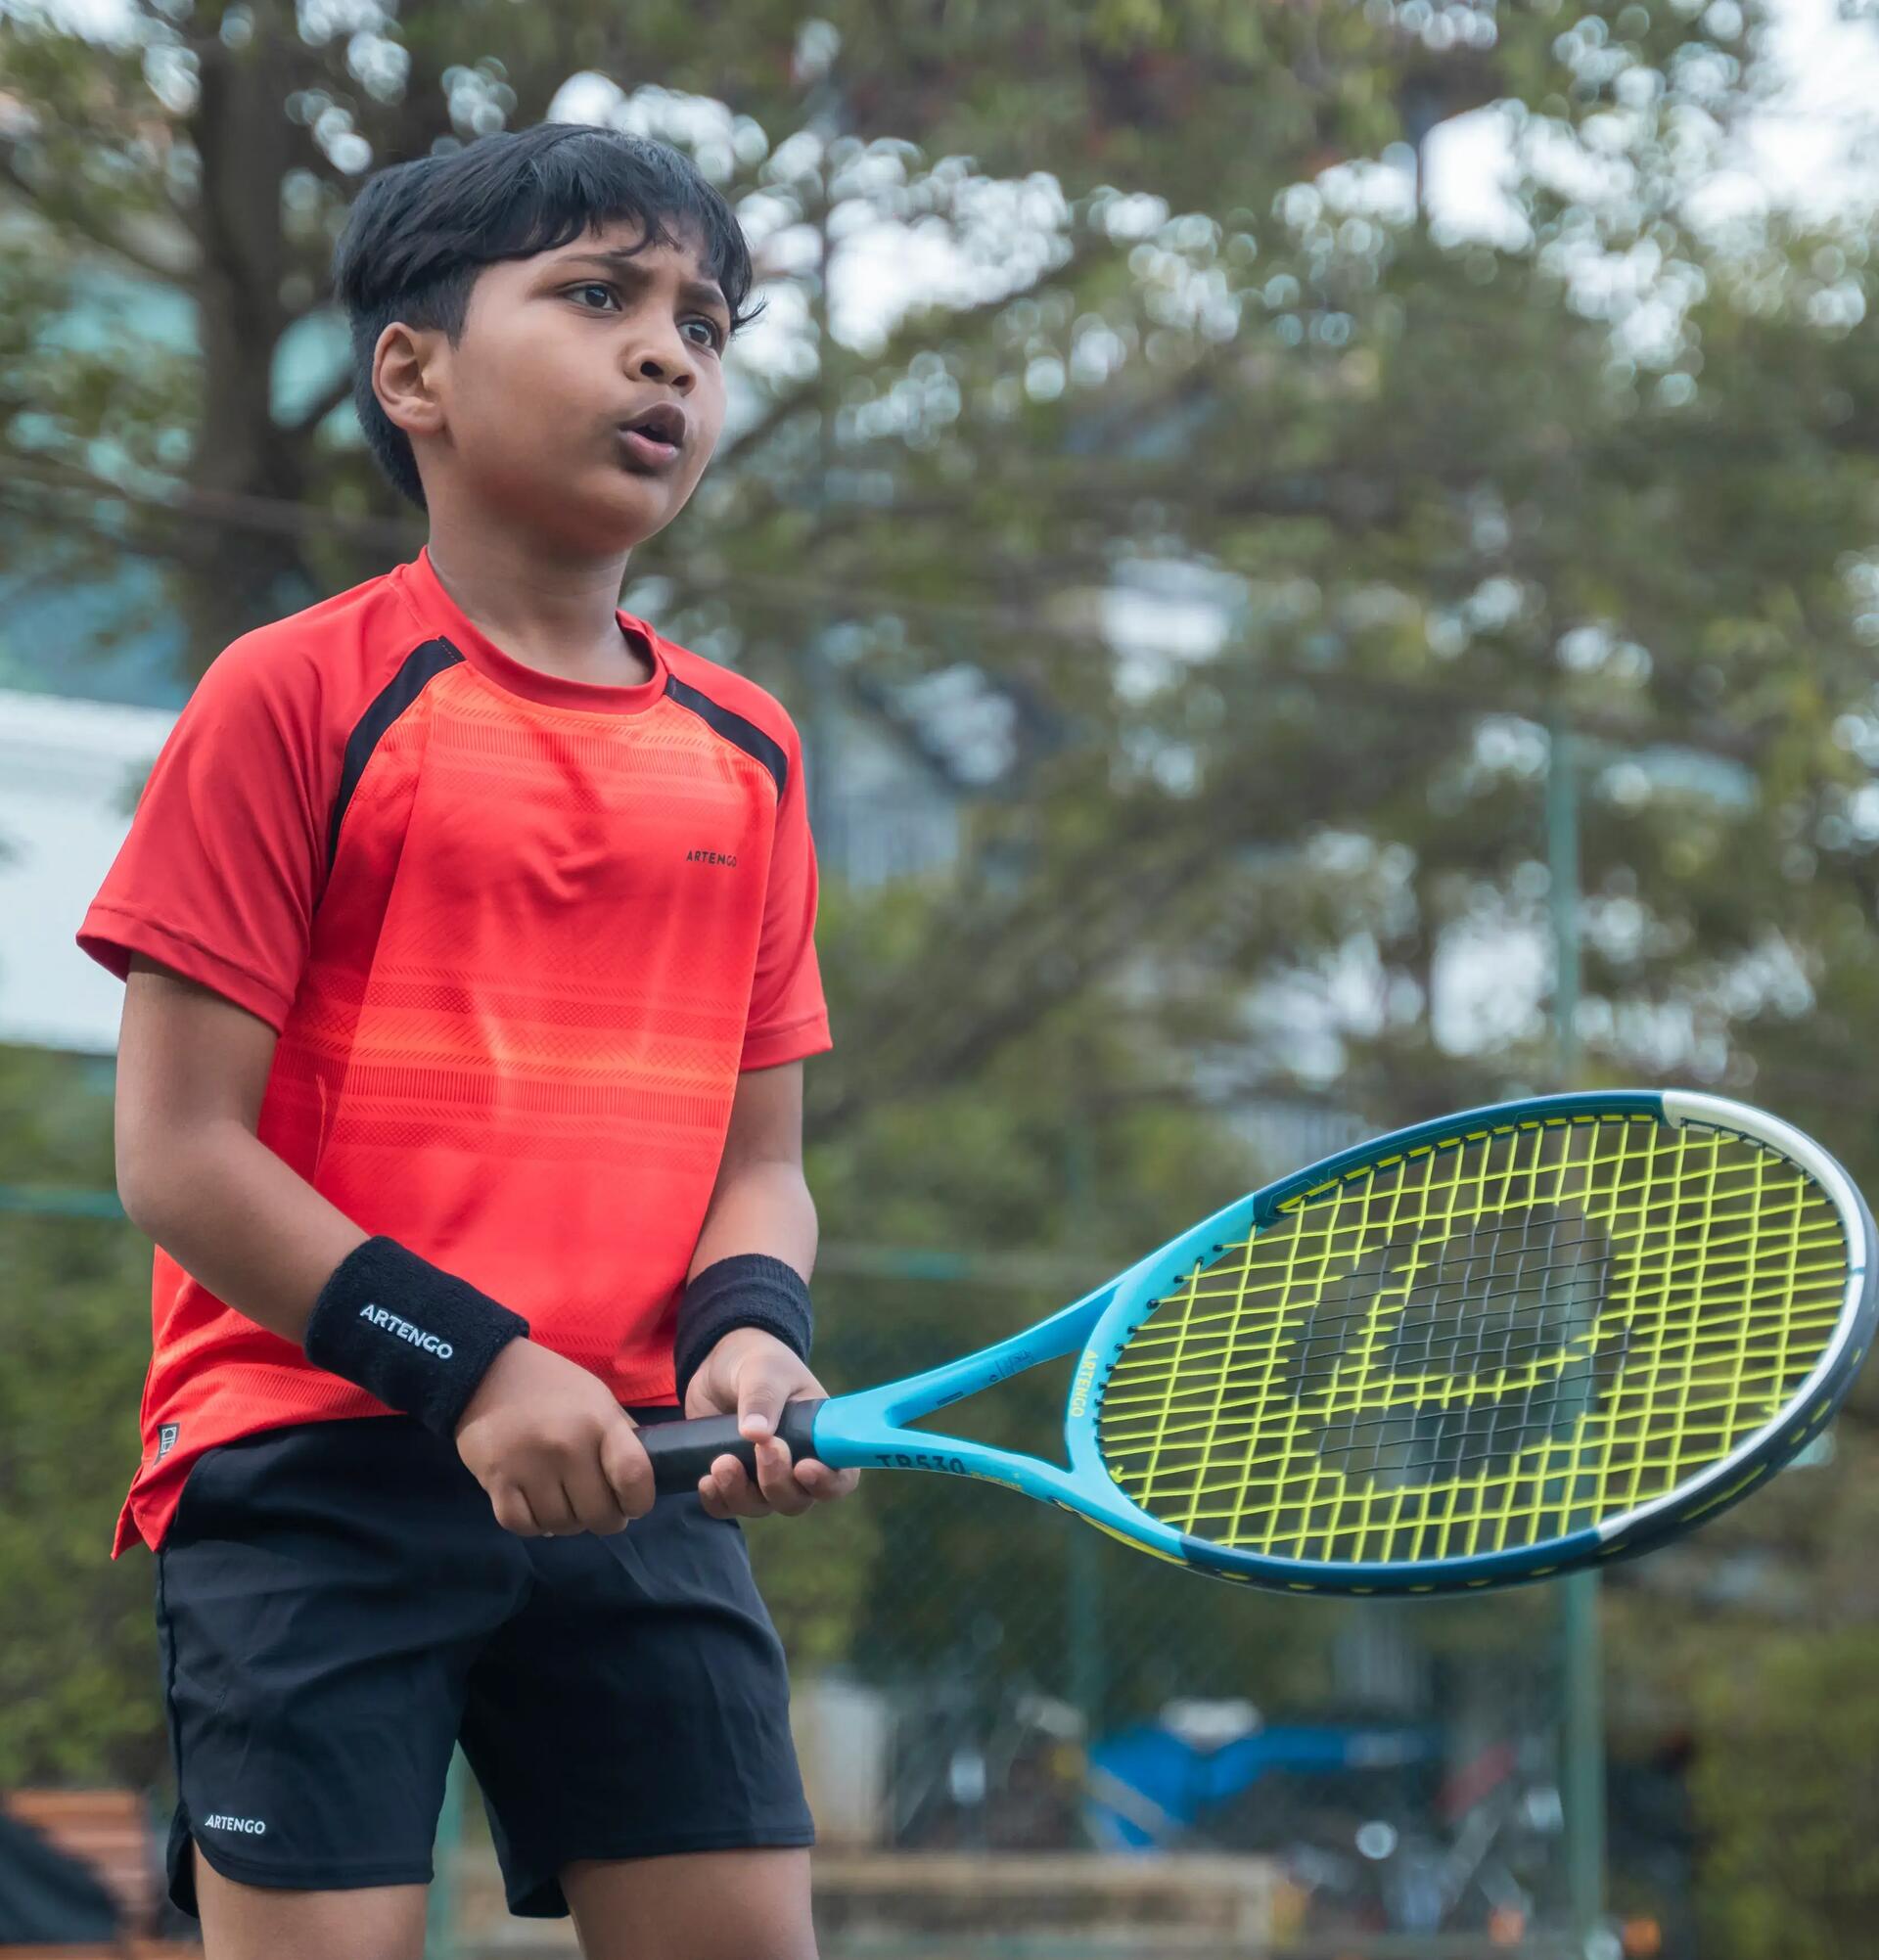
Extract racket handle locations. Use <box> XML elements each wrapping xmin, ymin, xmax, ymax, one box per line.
<box><xmin>639</xmin><ymin>1398</ymin><xmax>825</xmax><ymax>1494</ymax></box>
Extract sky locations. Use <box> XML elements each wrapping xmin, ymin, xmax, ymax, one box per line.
<box><xmin>1429</xmin><ymin>0</ymin><xmax>1879</xmax><ymax>244</ymax></box>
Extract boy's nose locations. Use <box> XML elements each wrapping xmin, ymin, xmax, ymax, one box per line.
<box><xmin>631</xmin><ymin>347</ymin><xmax>696</xmax><ymax>393</ymax></box>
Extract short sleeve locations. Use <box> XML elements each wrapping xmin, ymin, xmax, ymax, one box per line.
<box><xmin>76</xmin><ymin>636</ymin><xmax>331</xmax><ymax>1030</ymax></box>
<box><xmin>741</xmin><ymin>727</ymin><xmax>832</xmax><ymax>1071</ymax></box>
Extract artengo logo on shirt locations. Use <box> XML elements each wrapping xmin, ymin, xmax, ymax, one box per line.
<box><xmin>359</xmin><ymin>1303</ymin><xmax>453</xmax><ymax>1360</ymax></box>
<box><xmin>202</xmin><ymin>1814</ymin><xmax>267</xmax><ymax>1836</ymax></box>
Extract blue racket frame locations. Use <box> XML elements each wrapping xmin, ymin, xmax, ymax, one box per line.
<box><xmin>803</xmin><ymin>1090</ymin><xmax>1877</xmax><ymax>1595</ymax></box>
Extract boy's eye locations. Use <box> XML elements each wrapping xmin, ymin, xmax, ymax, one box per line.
<box><xmin>567</xmin><ymin>285</ymin><xmax>725</xmax><ymax>350</ymax></box>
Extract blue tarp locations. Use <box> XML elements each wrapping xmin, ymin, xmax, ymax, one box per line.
<box><xmin>1086</xmin><ymin>1721</ymin><xmax>1437</xmax><ymax>1850</ymax></box>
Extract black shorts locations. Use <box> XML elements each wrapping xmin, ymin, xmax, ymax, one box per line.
<box><xmin>153</xmin><ymin>1411</ymin><xmax>813</xmax><ymax>1919</ymax></box>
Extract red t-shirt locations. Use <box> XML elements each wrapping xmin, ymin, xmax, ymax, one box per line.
<box><xmin>79</xmin><ymin>546</ymin><xmax>831</xmax><ymax>1553</ymax></box>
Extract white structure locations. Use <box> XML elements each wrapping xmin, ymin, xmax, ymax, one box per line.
<box><xmin>0</xmin><ymin>687</ymin><xmax>172</xmax><ymax>1053</ymax></box>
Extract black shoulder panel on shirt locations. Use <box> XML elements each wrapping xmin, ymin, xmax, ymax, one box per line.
<box><xmin>663</xmin><ymin>672</ymin><xmax>788</xmax><ymax>797</ymax></box>
<box><xmin>328</xmin><ymin>638</ymin><xmax>465</xmax><ymax>865</ymax></box>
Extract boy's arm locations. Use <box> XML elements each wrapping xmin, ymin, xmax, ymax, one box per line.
<box><xmin>115</xmin><ymin>959</ymin><xmax>368</xmax><ymax>1326</ymax></box>
<box><xmin>681</xmin><ymin>1060</ymin><xmax>858</xmax><ymax>1519</ymax></box>
<box><xmin>116</xmin><ymin>956</ymin><xmax>654</xmax><ymax>1536</ymax></box>
<box><xmin>687</xmin><ymin>1061</ymin><xmax>817</xmax><ymax>1278</ymax></box>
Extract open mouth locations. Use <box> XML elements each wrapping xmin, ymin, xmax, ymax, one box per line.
<box><xmin>619</xmin><ymin>403</ymin><xmax>686</xmax><ymax>468</ymax></box>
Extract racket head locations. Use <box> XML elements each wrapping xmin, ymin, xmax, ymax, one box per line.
<box><xmin>1058</xmin><ymin>1090</ymin><xmax>1876</xmax><ymax>1594</ymax></box>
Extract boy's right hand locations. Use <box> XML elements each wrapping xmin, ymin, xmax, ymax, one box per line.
<box><xmin>453</xmin><ymin>1341</ymin><xmax>653</xmax><ymax>1536</ymax></box>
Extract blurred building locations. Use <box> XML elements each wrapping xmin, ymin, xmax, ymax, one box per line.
<box><xmin>0</xmin><ymin>688</ymin><xmax>174</xmax><ymax>1052</ymax></box>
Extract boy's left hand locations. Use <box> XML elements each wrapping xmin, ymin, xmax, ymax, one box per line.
<box><xmin>684</xmin><ymin>1326</ymin><xmax>860</xmax><ymax>1519</ymax></box>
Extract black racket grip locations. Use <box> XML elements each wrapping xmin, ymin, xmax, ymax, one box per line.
<box><xmin>640</xmin><ymin>1398</ymin><xmax>826</xmax><ymax>1494</ymax></box>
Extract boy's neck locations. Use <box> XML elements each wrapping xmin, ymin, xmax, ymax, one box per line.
<box><xmin>424</xmin><ymin>528</ymin><xmax>653</xmax><ymax>689</ymax></box>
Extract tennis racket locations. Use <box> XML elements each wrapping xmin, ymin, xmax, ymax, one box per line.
<box><xmin>642</xmin><ymin>1091</ymin><xmax>1876</xmax><ymax>1594</ymax></box>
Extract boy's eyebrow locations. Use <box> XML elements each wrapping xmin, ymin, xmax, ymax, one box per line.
<box><xmin>556</xmin><ymin>247</ymin><xmax>730</xmax><ymax>316</ymax></box>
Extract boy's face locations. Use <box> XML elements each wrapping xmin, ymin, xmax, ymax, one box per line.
<box><xmin>394</xmin><ymin>218</ymin><xmax>733</xmax><ymax>551</ymax></box>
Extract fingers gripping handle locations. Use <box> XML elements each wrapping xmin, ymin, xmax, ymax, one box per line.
<box><xmin>641</xmin><ymin>1398</ymin><xmax>825</xmax><ymax>1494</ymax></box>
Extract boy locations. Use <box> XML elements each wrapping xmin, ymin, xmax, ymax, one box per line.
<box><xmin>77</xmin><ymin>122</ymin><xmax>853</xmax><ymax>1960</ymax></box>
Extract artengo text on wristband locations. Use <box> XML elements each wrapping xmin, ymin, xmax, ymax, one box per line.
<box><xmin>359</xmin><ymin>1302</ymin><xmax>455</xmax><ymax>1360</ymax></box>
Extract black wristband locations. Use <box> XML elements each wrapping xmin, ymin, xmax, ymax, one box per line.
<box><xmin>673</xmin><ymin>1253</ymin><xmax>813</xmax><ymax>1406</ymax></box>
<box><xmin>304</xmin><ymin>1237</ymin><xmax>529</xmax><ymax>1438</ymax></box>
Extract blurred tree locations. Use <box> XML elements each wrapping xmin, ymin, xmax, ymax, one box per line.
<box><xmin>0</xmin><ymin>0</ymin><xmax>1497</xmax><ymax>657</ymax></box>
<box><xmin>1687</xmin><ymin>1626</ymin><xmax>1879</xmax><ymax>1959</ymax></box>
<box><xmin>0</xmin><ymin>1047</ymin><xmax>161</xmax><ymax>1785</ymax></box>
<box><xmin>4</xmin><ymin>2</ymin><xmax>1873</xmax><ymax>1161</ymax></box>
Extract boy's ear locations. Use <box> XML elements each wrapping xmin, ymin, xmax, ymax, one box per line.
<box><xmin>371</xmin><ymin>321</ymin><xmax>448</xmax><ymax>440</ymax></box>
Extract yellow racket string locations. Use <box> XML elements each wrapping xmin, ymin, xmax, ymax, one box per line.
<box><xmin>1095</xmin><ymin>1115</ymin><xmax>1850</xmax><ymax>1565</ymax></box>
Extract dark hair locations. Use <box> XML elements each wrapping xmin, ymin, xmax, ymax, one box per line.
<box><xmin>331</xmin><ymin>123</ymin><xmax>761</xmax><ymax>510</ymax></box>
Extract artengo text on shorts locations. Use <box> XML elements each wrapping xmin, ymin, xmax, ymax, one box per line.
<box><xmin>202</xmin><ymin>1814</ymin><xmax>267</xmax><ymax>1835</ymax></box>
<box><xmin>358</xmin><ymin>1303</ymin><xmax>453</xmax><ymax>1359</ymax></box>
